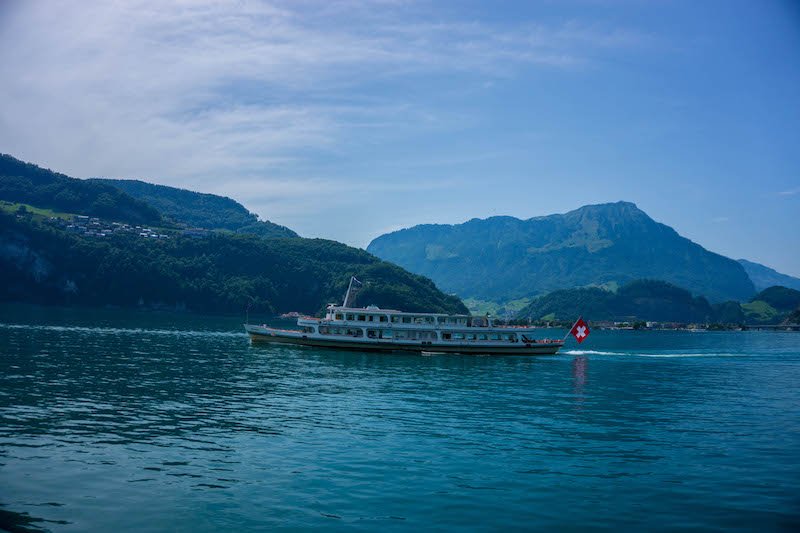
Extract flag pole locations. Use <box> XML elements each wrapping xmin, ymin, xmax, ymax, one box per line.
<box><xmin>563</xmin><ymin>316</ymin><xmax>582</xmax><ymax>342</ymax></box>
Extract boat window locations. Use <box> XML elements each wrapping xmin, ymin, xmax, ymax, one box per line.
<box><xmin>379</xmin><ymin>316</ymin><xmax>387</xmax><ymax>322</ymax></box>
<box><xmin>335</xmin><ymin>313</ymin><xmax>343</xmax><ymax>320</ymax></box>
<box><xmin>391</xmin><ymin>316</ymin><xmax>400</xmax><ymax>323</ymax></box>
<box><xmin>358</xmin><ymin>314</ymin><xmax>366</xmax><ymax>321</ymax></box>
<box><xmin>346</xmin><ymin>314</ymin><xmax>354</xmax><ymax>321</ymax></box>
<box><xmin>489</xmin><ymin>333</ymin><xmax>500</xmax><ymax>341</ymax></box>
<box><xmin>395</xmin><ymin>331</ymin><xmax>407</xmax><ymax>339</ymax></box>
<box><xmin>442</xmin><ymin>332</ymin><xmax>451</xmax><ymax>340</ymax></box>
<box><xmin>367</xmin><ymin>329</ymin><xmax>377</xmax><ymax>338</ymax></box>
<box><xmin>478</xmin><ymin>334</ymin><xmax>488</xmax><ymax>341</ymax></box>
<box><xmin>466</xmin><ymin>333</ymin><xmax>476</xmax><ymax>341</ymax></box>
<box><xmin>382</xmin><ymin>330</ymin><xmax>393</xmax><ymax>339</ymax></box>
<box><xmin>368</xmin><ymin>315</ymin><xmax>374</xmax><ymax>322</ymax></box>
<box><xmin>452</xmin><ymin>332</ymin><xmax>464</xmax><ymax>340</ymax></box>
<box><xmin>319</xmin><ymin>326</ymin><xmax>329</xmax><ymax>334</ymax></box>
<box><xmin>402</xmin><ymin>316</ymin><xmax>411</xmax><ymax>324</ymax></box>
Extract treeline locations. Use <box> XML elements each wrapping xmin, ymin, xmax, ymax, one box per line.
<box><xmin>0</xmin><ymin>211</ymin><xmax>467</xmax><ymax>316</ymax></box>
<box><xmin>517</xmin><ymin>280</ymin><xmax>717</xmax><ymax>323</ymax></box>
<box><xmin>92</xmin><ymin>178</ymin><xmax>297</xmax><ymax>238</ymax></box>
<box><xmin>0</xmin><ymin>154</ymin><xmax>164</xmax><ymax>226</ymax></box>
<box><xmin>741</xmin><ymin>286</ymin><xmax>800</xmax><ymax>325</ymax></box>
<box><xmin>516</xmin><ymin>280</ymin><xmax>800</xmax><ymax>324</ymax></box>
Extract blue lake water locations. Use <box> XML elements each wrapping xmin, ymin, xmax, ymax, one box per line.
<box><xmin>1</xmin><ymin>304</ymin><xmax>799</xmax><ymax>531</ymax></box>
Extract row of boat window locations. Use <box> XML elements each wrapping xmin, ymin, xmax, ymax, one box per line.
<box><xmin>442</xmin><ymin>332</ymin><xmax>518</xmax><ymax>341</ymax></box>
<box><xmin>316</xmin><ymin>326</ymin><xmax>519</xmax><ymax>342</ymax></box>
<box><xmin>332</xmin><ymin>313</ymin><xmax>468</xmax><ymax>325</ymax></box>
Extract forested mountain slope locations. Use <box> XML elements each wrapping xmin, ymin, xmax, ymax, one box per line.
<box><xmin>368</xmin><ymin>202</ymin><xmax>755</xmax><ymax>303</ymax></box>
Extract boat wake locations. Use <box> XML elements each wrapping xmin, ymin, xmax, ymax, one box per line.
<box><xmin>564</xmin><ymin>349</ymin><xmax>740</xmax><ymax>358</ymax></box>
<box><xmin>0</xmin><ymin>323</ymin><xmax>243</xmax><ymax>338</ymax></box>
<box><xmin>628</xmin><ymin>352</ymin><xmax>740</xmax><ymax>358</ymax></box>
<box><xmin>564</xmin><ymin>350</ymin><xmax>625</xmax><ymax>356</ymax></box>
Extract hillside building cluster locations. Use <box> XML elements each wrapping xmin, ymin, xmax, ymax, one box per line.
<box><xmin>48</xmin><ymin>215</ymin><xmax>170</xmax><ymax>239</ymax></box>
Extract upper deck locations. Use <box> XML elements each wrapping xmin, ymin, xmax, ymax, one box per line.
<box><xmin>317</xmin><ymin>304</ymin><xmax>488</xmax><ymax>328</ymax></box>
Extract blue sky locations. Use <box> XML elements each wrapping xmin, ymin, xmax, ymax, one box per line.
<box><xmin>1</xmin><ymin>0</ymin><xmax>799</xmax><ymax>276</ymax></box>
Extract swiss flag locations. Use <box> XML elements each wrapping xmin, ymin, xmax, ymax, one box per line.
<box><xmin>570</xmin><ymin>318</ymin><xmax>590</xmax><ymax>344</ymax></box>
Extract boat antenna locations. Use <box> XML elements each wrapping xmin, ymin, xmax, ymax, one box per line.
<box><xmin>343</xmin><ymin>276</ymin><xmax>362</xmax><ymax>307</ymax></box>
<box><xmin>245</xmin><ymin>297</ymin><xmax>254</xmax><ymax>325</ymax></box>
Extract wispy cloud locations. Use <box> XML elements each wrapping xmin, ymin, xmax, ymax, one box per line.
<box><xmin>0</xmin><ymin>0</ymin><xmax>648</xmax><ymax>240</ymax></box>
<box><xmin>779</xmin><ymin>186</ymin><xmax>800</xmax><ymax>196</ymax></box>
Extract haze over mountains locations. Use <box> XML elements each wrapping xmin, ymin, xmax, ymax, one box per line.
<box><xmin>2</xmin><ymin>152</ymin><xmax>798</xmax><ymax>323</ymax></box>
<box><xmin>368</xmin><ymin>202</ymin><xmax>798</xmax><ymax>305</ymax></box>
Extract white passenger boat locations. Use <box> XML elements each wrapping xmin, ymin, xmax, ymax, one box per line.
<box><xmin>245</xmin><ymin>278</ymin><xmax>564</xmax><ymax>355</ymax></box>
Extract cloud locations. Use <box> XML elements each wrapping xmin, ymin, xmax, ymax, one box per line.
<box><xmin>778</xmin><ymin>187</ymin><xmax>800</xmax><ymax>196</ymax></box>
<box><xmin>0</xmin><ymin>0</ymin><xmax>648</xmax><ymax>241</ymax></box>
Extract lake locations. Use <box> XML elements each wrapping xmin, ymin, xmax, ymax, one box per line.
<box><xmin>1</xmin><ymin>304</ymin><xmax>799</xmax><ymax>531</ymax></box>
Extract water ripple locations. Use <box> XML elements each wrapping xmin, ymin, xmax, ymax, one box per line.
<box><xmin>1</xmin><ymin>310</ymin><xmax>799</xmax><ymax>531</ymax></box>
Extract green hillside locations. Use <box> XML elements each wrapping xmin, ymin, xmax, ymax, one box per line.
<box><xmin>0</xmin><ymin>154</ymin><xmax>164</xmax><ymax>226</ymax></box>
<box><xmin>741</xmin><ymin>286</ymin><xmax>800</xmax><ymax>324</ymax></box>
<box><xmin>740</xmin><ymin>301</ymin><xmax>781</xmax><ymax>324</ymax></box>
<box><xmin>516</xmin><ymin>280</ymin><xmax>716</xmax><ymax>323</ymax></box>
<box><xmin>0</xmin><ymin>211</ymin><xmax>466</xmax><ymax>316</ymax></box>
<box><xmin>368</xmin><ymin>202</ymin><xmax>755</xmax><ymax>304</ymax></box>
<box><xmin>93</xmin><ymin>178</ymin><xmax>297</xmax><ymax>238</ymax></box>
<box><xmin>750</xmin><ymin>286</ymin><xmax>800</xmax><ymax>311</ymax></box>
<box><xmin>516</xmin><ymin>281</ymin><xmax>799</xmax><ymax>325</ymax></box>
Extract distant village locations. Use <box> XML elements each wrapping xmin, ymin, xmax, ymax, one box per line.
<box><xmin>45</xmin><ymin>214</ymin><xmax>210</xmax><ymax>239</ymax></box>
<box><xmin>508</xmin><ymin>319</ymin><xmax>798</xmax><ymax>332</ymax></box>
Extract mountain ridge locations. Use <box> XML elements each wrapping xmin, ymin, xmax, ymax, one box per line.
<box><xmin>367</xmin><ymin>201</ymin><xmax>756</xmax><ymax>303</ymax></box>
<box><xmin>737</xmin><ymin>259</ymin><xmax>800</xmax><ymax>292</ymax></box>
<box><xmin>0</xmin><ymin>154</ymin><xmax>164</xmax><ymax>226</ymax></box>
<box><xmin>0</xmin><ymin>154</ymin><xmax>466</xmax><ymax>316</ymax></box>
<box><xmin>92</xmin><ymin>178</ymin><xmax>297</xmax><ymax>238</ymax></box>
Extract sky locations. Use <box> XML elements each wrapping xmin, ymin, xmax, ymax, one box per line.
<box><xmin>1</xmin><ymin>0</ymin><xmax>799</xmax><ymax>276</ymax></box>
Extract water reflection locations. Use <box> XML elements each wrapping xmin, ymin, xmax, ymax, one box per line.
<box><xmin>0</xmin><ymin>503</ymin><xmax>69</xmax><ymax>532</ymax></box>
<box><xmin>572</xmin><ymin>355</ymin><xmax>587</xmax><ymax>395</ymax></box>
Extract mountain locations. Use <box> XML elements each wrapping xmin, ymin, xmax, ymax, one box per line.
<box><xmin>741</xmin><ymin>286</ymin><xmax>800</xmax><ymax>324</ymax></box>
<box><xmin>737</xmin><ymin>259</ymin><xmax>800</xmax><ymax>292</ymax></box>
<box><xmin>368</xmin><ymin>202</ymin><xmax>755</xmax><ymax>304</ymax></box>
<box><xmin>0</xmin><ymin>154</ymin><xmax>465</xmax><ymax>315</ymax></box>
<box><xmin>750</xmin><ymin>286</ymin><xmax>800</xmax><ymax>312</ymax></box>
<box><xmin>0</xmin><ymin>211</ymin><xmax>467</xmax><ymax>316</ymax></box>
<box><xmin>92</xmin><ymin>179</ymin><xmax>297</xmax><ymax>238</ymax></box>
<box><xmin>0</xmin><ymin>154</ymin><xmax>164</xmax><ymax>226</ymax></box>
<box><xmin>516</xmin><ymin>280</ymin><xmax>716</xmax><ymax>323</ymax></box>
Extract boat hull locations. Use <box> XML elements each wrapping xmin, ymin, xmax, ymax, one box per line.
<box><xmin>245</xmin><ymin>325</ymin><xmax>563</xmax><ymax>355</ymax></box>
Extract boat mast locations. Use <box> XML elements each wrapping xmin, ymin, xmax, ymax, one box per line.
<box><xmin>343</xmin><ymin>276</ymin><xmax>361</xmax><ymax>307</ymax></box>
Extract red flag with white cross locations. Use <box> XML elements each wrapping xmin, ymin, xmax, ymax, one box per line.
<box><xmin>570</xmin><ymin>317</ymin><xmax>590</xmax><ymax>344</ymax></box>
